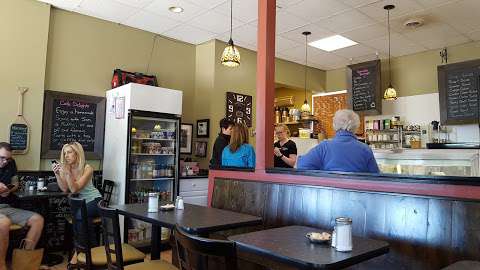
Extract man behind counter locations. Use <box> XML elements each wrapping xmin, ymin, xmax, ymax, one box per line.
<box><xmin>0</xmin><ymin>142</ymin><xmax>44</xmax><ymax>270</ymax></box>
<box><xmin>210</xmin><ymin>118</ymin><xmax>234</xmax><ymax>168</ymax></box>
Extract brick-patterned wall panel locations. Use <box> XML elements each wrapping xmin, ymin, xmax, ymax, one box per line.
<box><xmin>313</xmin><ymin>93</ymin><xmax>364</xmax><ymax>139</ymax></box>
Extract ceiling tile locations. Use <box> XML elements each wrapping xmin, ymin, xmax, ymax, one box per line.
<box><xmin>316</xmin><ymin>9</ymin><xmax>376</xmax><ymax>33</ymax></box>
<box><xmin>188</xmin><ymin>10</ymin><xmax>244</xmax><ymax>34</ymax></box>
<box><xmin>340</xmin><ymin>0</ymin><xmax>380</xmax><ymax>8</ymax></box>
<box><xmin>415</xmin><ymin>0</ymin><xmax>459</xmax><ymax>9</ymax></box>
<box><xmin>275</xmin><ymin>11</ymin><xmax>310</xmax><ymax>34</ymax></box>
<box><xmin>38</xmin><ymin>0</ymin><xmax>82</xmax><ymax>10</ymax></box>
<box><xmin>276</xmin><ymin>36</ymin><xmax>302</xmax><ymax>52</ymax></box>
<box><xmin>429</xmin><ymin>0</ymin><xmax>480</xmax><ymax>33</ymax></box>
<box><xmin>287</xmin><ymin>0</ymin><xmax>351</xmax><ymax>22</ymax></box>
<box><xmin>332</xmin><ymin>44</ymin><xmax>377</xmax><ymax>59</ymax></box>
<box><xmin>280</xmin><ymin>46</ymin><xmax>307</xmax><ymax>63</ymax></box>
<box><xmin>163</xmin><ymin>24</ymin><xmax>216</xmax><ymax>44</ymax></box>
<box><xmin>341</xmin><ymin>23</ymin><xmax>387</xmax><ymax>43</ymax></box>
<box><xmin>358</xmin><ymin>0</ymin><xmax>425</xmax><ymax>22</ymax></box>
<box><xmin>115</xmin><ymin>0</ymin><xmax>154</xmax><ymax>8</ymax></box>
<box><xmin>185</xmin><ymin>0</ymin><xmax>225</xmax><ymax>9</ymax></box>
<box><xmin>76</xmin><ymin>0</ymin><xmax>138</xmax><ymax>23</ymax></box>
<box><xmin>362</xmin><ymin>33</ymin><xmax>428</xmax><ymax>57</ymax></box>
<box><xmin>213</xmin><ymin>0</ymin><xmax>258</xmax><ymax>23</ymax></box>
<box><xmin>276</xmin><ymin>0</ymin><xmax>303</xmax><ymax>8</ymax></box>
<box><xmin>280</xmin><ymin>23</ymin><xmax>333</xmax><ymax>44</ymax></box>
<box><xmin>419</xmin><ymin>34</ymin><xmax>471</xmax><ymax>50</ymax></box>
<box><xmin>466</xmin><ymin>30</ymin><xmax>480</xmax><ymax>41</ymax></box>
<box><xmin>403</xmin><ymin>22</ymin><xmax>462</xmax><ymax>43</ymax></box>
<box><xmin>231</xmin><ymin>24</ymin><xmax>258</xmax><ymax>45</ymax></box>
<box><xmin>124</xmin><ymin>10</ymin><xmax>181</xmax><ymax>34</ymax></box>
<box><xmin>144</xmin><ymin>0</ymin><xmax>205</xmax><ymax>22</ymax></box>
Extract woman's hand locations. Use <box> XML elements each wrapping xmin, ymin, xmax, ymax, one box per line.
<box><xmin>274</xmin><ymin>147</ymin><xmax>283</xmax><ymax>157</ymax></box>
<box><xmin>52</xmin><ymin>163</ymin><xmax>62</xmax><ymax>175</ymax></box>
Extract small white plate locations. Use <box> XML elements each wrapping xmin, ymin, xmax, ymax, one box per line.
<box><xmin>306</xmin><ymin>232</ymin><xmax>331</xmax><ymax>244</ymax></box>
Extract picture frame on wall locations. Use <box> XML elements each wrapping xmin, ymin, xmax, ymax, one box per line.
<box><xmin>180</xmin><ymin>123</ymin><xmax>193</xmax><ymax>154</ymax></box>
<box><xmin>194</xmin><ymin>141</ymin><xmax>208</xmax><ymax>158</ymax></box>
<box><xmin>196</xmin><ymin>119</ymin><xmax>210</xmax><ymax>138</ymax></box>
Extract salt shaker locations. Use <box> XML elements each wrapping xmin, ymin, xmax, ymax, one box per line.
<box><xmin>334</xmin><ymin>217</ymin><xmax>352</xmax><ymax>252</ymax></box>
<box><xmin>176</xmin><ymin>196</ymin><xmax>184</xmax><ymax>210</ymax></box>
<box><xmin>37</xmin><ymin>178</ymin><xmax>45</xmax><ymax>190</ymax></box>
<box><xmin>147</xmin><ymin>192</ymin><xmax>159</xmax><ymax>213</ymax></box>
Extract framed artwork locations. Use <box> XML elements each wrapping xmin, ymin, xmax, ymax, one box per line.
<box><xmin>226</xmin><ymin>92</ymin><xmax>253</xmax><ymax>127</ymax></box>
<box><xmin>196</xmin><ymin>119</ymin><xmax>210</xmax><ymax>138</ymax></box>
<box><xmin>180</xmin><ymin>124</ymin><xmax>193</xmax><ymax>154</ymax></box>
<box><xmin>194</xmin><ymin>141</ymin><xmax>208</xmax><ymax>158</ymax></box>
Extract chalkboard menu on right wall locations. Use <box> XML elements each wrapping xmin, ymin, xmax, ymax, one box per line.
<box><xmin>438</xmin><ymin>59</ymin><xmax>480</xmax><ymax>125</ymax></box>
<box><xmin>347</xmin><ymin>60</ymin><xmax>382</xmax><ymax>115</ymax></box>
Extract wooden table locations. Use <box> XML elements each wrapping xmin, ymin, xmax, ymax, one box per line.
<box><xmin>112</xmin><ymin>203</ymin><xmax>262</xmax><ymax>259</ymax></box>
<box><xmin>229</xmin><ymin>226</ymin><xmax>389</xmax><ymax>270</ymax></box>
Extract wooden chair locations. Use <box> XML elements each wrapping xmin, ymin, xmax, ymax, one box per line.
<box><xmin>173</xmin><ymin>225</ymin><xmax>237</xmax><ymax>270</ymax></box>
<box><xmin>100</xmin><ymin>179</ymin><xmax>114</xmax><ymax>206</ymax></box>
<box><xmin>69</xmin><ymin>197</ymin><xmax>145</xmax><ymax>269</ymax></box>
<box><xmin>98</xmin><ymin>202</ymin><xmax>177</xmax><ymax>270</ymax></box>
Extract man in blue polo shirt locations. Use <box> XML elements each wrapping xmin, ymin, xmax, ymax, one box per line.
<box><xmin>297</xmin><ymin>110</ymin><xmax>379</xmax><ymax>173</ymax></box>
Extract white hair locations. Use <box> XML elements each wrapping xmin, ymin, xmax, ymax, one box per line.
<box><xmin>333</xmin><ymin>109</ymin><xmax>360</xmax><ymax>133</ymax></box>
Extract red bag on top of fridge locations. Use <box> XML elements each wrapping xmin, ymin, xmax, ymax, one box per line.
<box><xmin>111</xmin><ymin>69</ymin><xmax>158</xmax><ymax>88</ymax></box>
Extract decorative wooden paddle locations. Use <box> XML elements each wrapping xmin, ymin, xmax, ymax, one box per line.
<box><xmin>9</xmin><ymin>87</ymin><xmax>30</xmax><ymax>154</ymax></box>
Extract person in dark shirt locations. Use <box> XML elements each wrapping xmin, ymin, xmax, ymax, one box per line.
<box><xmin>274</xmin><ymin>124</ymin><xmax>297</xmax><ymax>168</ymax></box>
<box><xmin>210</xmin><ymin>118</ymin><xmax>234</xmax><ymax>168</ymax></box>
<box><xmin>0</xmin><ymin>142</ymin><xmax>44</xmax><ymax>270</ymax></box>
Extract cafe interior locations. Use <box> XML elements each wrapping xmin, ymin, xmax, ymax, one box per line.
<box><xmin>2</xmin><ymin>0</ymin><xmax>480</xmax><ymax>269</ymax></box>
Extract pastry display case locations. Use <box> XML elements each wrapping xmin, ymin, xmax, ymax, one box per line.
<box><xmin>374</xmin><ymin>149</ymin><xmax>479</xmax><ymax>177</ymax></box>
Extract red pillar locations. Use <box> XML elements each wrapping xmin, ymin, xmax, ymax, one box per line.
<box><xmin>255</xmin><ymin>0</ymin><xmax>276</xmax><ymax>170</ymax></box>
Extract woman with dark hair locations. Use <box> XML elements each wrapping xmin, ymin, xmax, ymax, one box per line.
<box><xmin>221</xmin><ymin>123</ymin><xmax>255</xmax><ymax>168</ymax></box>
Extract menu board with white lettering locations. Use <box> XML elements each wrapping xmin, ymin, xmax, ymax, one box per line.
<box><xmin>9</xmin><ymin>123</ymin><xmax>29</xmax><ymax>152</ymax></box>
<box><xmin>438</xmin><ymin>59</ymin><xmax>480</xmax><ymax>125</ymax></box>
<box><xmin>347</xmin><ymin>60</ymin><xmax>382</xmax><ymax>115</ymax></box>
<box><xmin>41</xmin><ymin>91</ymin><xmax>105</xmax><ymax>159</ymax></box>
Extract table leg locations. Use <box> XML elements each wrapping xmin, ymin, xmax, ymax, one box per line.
<box><xmin>151</xmin><ymin>225</ymin><xmax>161</xmax><ymax>260</ymax></box>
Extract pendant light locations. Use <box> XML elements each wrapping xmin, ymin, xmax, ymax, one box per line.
<box><xmin>383</xmin><ymin>4</ymin><xmax>397</xmax><ymax>100</ymax></box>
<box><xmin>301</xmin><ymin>31</ymin><xmax>311</xmax><ymax>113</ymax></box>
<box><xmin>221</xmin><ymin>0</ymin><xmax>240</xmax><ymax>67</ymax></box>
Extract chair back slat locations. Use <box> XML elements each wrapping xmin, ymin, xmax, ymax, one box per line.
<box><xmin>68</xmin><ymin>196</ymin><xmax>93</xmax><ymax>269</ymax></box>
<box><xmin>173</xmin><ymin>225</ymin><xmax>237</xmax><ymax>270</ymax></box>
<box><xmin>101</xmin><ymin>179</ymin><xmax>115</xmax><ymax>206</ymax></box>
<box><xmin>98</xmin><ymin>201</ymin><xmax>124</xmax><ymax>270</ymax></box>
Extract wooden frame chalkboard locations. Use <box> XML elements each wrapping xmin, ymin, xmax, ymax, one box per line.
<box><xmin>346</xmin><ymin>60</ymin><xmax>382</xmax><ymax>115</ymax></box>
<box><xmin>41</xmin><ymin>90</ymin><xmax>105</xmax><ymax>159</ymax></box>
<box><xmin>438</xmin><ymin>59</ymin><xmax>480</xmax><ymax>125</ymax></box>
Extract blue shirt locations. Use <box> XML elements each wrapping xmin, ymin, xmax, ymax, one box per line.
<box><xmin>221</xmin><ymin>144</ymin><xmax>256</xmax><ymax>168</ymax></box>
<box><xmin>297</xmin><ymin>130</ymin><xmax>379</xmax><ymax>173</ymax></box>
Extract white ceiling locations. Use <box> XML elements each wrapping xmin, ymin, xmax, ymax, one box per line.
<box><xmin>37</xmin><ymin>0</ymin><xmax>480</xmax><ymax>70</ymax></box>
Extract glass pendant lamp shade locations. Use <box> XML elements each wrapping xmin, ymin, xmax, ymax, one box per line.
<box><xmin>383</xmin><ymin>4</ymin><xmax>397</xmax><ymax>100</ymax></box>
<box><xmin>301</xmin><ymin>101</ymin><xmax>311</xmax><ymax>113</ymax></box>
<box><xmin>221</xmin><ymin>0</ymin><xmax>240</xmax><ymax>67</ymax></box>
<box><xmin>221</xmin><ymin>38</ymin><xmax>240</xmax><ymax>67</ymax></box>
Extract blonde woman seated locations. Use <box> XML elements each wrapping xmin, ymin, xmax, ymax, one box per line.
<box><xmin>52</xmin><ymin>142</ymin><xmax>102</xmax><ymax>245</ymax></box>
<box><xmin>221</xmin><ymin>123</ymin><xmax>256</xmax><ymax>168</ymax></box>
<box><xmin>274</xmin><ymin>124</ymin><xmax>297</xmax><ymax>168</ymax></box>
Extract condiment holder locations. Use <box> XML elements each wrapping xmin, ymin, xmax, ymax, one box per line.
<box><xmin>331</xmin><ymin>217</ymin><xmax>353</xmax><ymax>252</ymax></box>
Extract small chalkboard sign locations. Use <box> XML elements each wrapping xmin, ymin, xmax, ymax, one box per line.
<box><xmin>438</xmin><ymin>59</ymin><xmax>480</xmax><ymax>125</ymax></box>
<box><xmin>9</xmin><ymin>123</ymin><xmax>29</xmax><ymax>153</ymax></box>
<box><xmin>41</xmin><ymin>91</ymin><xmax>105</xmax><ymax>159</ymax></box>
<box><xmin>347</xmin><ymin>60</ymin><xmax>382</xmax><ymax>115</ymax></box>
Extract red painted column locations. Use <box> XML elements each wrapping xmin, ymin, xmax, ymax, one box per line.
<box><xmin>256</xmin><ymin>0</ymin><xmax>276</xmax><ymax>170</ymax></box>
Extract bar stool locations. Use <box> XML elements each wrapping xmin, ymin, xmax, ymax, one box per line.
<box><xmin>69</xmin><ymin>197</ymin><xmax>146</xmax><ymax>269</ymax></box>
<box><xmin>98</xmin><ymin>202</ymin><xmax>177</xmax><ymax>270</ymax></box>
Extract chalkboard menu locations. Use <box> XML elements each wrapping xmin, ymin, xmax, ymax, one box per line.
<box><xmin>438</xmin><ymin>59</ymin><xmax>480</xmax><ymax>124</ymax></box>
<box><xmin>9</xmin><ymin>123</ymin><xmax>28</xmax><ymax>152</ymax></box>
<box><xmin>347</xmin><ymin>60</ymin><xmax>382</xmax><ymax>115</ymax></box>
<box><xmin>41</xmin><ymin>91</ymin><xmax>105</xmax><ymax>159</ymax></box>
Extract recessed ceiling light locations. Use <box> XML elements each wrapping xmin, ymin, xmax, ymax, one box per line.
<box><xmin>169</xmin><ymin>6</ymin><xmax>184</xmax><ymax>13</ymax></box>
<box><xmin>309</xmin><ymin>35</ymin><xmax>358</xmax><ymax>52</ymax></box>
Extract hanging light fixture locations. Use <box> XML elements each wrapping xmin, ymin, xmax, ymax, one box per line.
<box><xmin>301</xmin><ymin>31</ymin><xmax>311</xmax><ymax>113</ymax></box>
<box><xmin>383</xmin><ymin>4</ymin><xmax>397</xmax><ymax>100</ymax></box>
<box><xmin>221</xmin><ymin>0</ymin><xmax>240</xmax><ymax>67</ymax></box>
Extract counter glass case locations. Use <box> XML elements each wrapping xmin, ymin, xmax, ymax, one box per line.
<box><xmin>374</xmin><ymin>149</ymin><xmax>479</xmax><ymax>177</ymax></box>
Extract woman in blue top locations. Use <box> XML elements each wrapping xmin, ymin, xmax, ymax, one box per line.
<box><xmin>222</xmin><ymin>123</ymin><xmax>256</xmax><ymax>168</ymax></box>
<box><xmin>297</xmin><ymin>109</ymin><xmax>379</xmax><ymax>173</ymax></box>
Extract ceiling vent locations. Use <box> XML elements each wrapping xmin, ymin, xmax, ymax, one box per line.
<box><xmin>403</xmin><ymin>18</ymin><xmax>425</xmax><ymax>29</ymax></box>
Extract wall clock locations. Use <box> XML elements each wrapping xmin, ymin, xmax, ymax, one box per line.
<box><xmin>226</xmin><ymin>92</ymin><xmax>253</xmax><ymax>127</ymax></box>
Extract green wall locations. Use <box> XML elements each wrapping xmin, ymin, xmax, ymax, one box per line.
<box><xmin>325</xmin><ymin>41</ymin><xmax>480</xmax><ymax>96</ymax></box>
<box><xmin>0</xmin><ymin>0</ymin><xmax>50</xmax><ymax>170</ymax></box>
